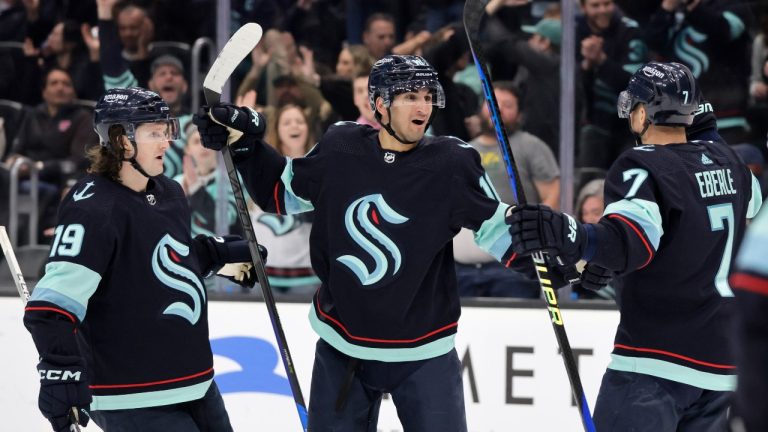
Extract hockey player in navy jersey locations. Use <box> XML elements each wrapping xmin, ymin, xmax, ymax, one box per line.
<box><xmin>193</xmin><ymin>55</ymin><xmax>520</xmax><ymax>431</ymax></box>
<box><xmin>23</xmin><ymin>87</ymin><xmax>262</xmax><ymax>432</ymax></box>
<box><xmin>508</xmin><ymin>62</ymin><xmax>763</xmax><ymax>431</ymax></box>
<box><xmin>730</xmin><ymin>206</ymin><xmax>768</xmax><ymax>432</ymax></box>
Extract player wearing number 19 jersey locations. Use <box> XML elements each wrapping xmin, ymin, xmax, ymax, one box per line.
<box><xmin>507</xmin><ymin>62</ymin><xmax>762</xmax><ymax>431</ymax></box>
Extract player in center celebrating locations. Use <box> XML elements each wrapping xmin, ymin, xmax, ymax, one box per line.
<box><xmin>194</xmin><ymin>55</ymin><xmax>527</xmax><ymax>431</ymax></box>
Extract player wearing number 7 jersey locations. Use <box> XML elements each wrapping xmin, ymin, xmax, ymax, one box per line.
<box><xmin>22</xmin><ymin>88</ymin><xmax>266</xmax><ymax>432</ymax></box>
<box><xmin>507</xmin><ymin>62</ymin><xmax>762</xmax><ymax>431</ymax></box>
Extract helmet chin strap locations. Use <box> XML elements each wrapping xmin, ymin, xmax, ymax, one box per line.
<box><xmin>122</xmin><ymin>140</ymin><xmax>153</xmax><ymax>178</ymax></box>
<box><xmin>630</xmin><ymin>118</ymin><xmax>652</xmax><ymax>146</ymax></box>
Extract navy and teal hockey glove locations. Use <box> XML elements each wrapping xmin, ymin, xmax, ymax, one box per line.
<box><xmin>193</xmin><ymin>103</ymin><xmax>266</xmax><ymax>159</ymax></box>
<box><xmin>37</xmin><ymin>360</ymin><xmax>91</xmax><ymax>432</ymax></box>
<box><xmin>580</xmin><ymin>263</ymin><xmax>613</xmax><ymax>292</ymax></box>
<box><xmin>506</xmin><ymin>204</ymin><xmax>587</xmax><ymax>266</ymax></box>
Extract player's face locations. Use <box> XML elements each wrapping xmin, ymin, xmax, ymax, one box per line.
<box><xmin>386</xmin><ymin>89</ymin><xmax>433</xmax><ymax>142</ymax></box>
<box><xmin>582</xmin><ymin>0</ymin><xmax>614</xmax><ymax>32</ymax></box>
<box><xmin>134</xmin><ymin>122</ymin><xmax>172</xmax><ymax>176</ymax></box>
<box><xmin>277</xmin><ymin>106</ymin><xmax>309</xmax><ymax>158</ymax></box>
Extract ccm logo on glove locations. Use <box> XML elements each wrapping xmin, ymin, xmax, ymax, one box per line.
<box><xmin>39</xmin><ymin>369</ymin><xmax>82</xmax><ymax>381</ymax></box>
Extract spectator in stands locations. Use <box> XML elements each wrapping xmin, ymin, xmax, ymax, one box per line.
<box><xmin>748</xmin><ymin>15</ymin><xmax>768</xmax><ymax>146</ymax></box>
<box><xmin>576</xmin><ymin>0</ymin><xmax>647</xmax><ymax>170</ymax></box>
<box><xmin>422</xmin><ymin>23</ymin><xmax>477</xmax><ymax>141</ymax></box>
<box><xmin>644</xmin><ymin>0</ymin><xmax>752</xmax><ymax>145</ymax></box>
<box><xmin>5</xmin><ymin>67</ymin><xmax>96</xmax><ymax>187</ymax></box>
<box><xmin>362</xmin><ymin>13</ymin><xmax>397</xmax><ymax>60</ymax></box>
<box><xmin>315</xmin><ymin>44</ymin><xmax>375</xmax><ymax>122</ymax></box>
<box><xmin>147</xmin><ymin>54</ymin><xmax>188</xmax><ymax>116</ymax></box>
<box><xmin>3</xmin><ymin>67</ymin><xmax>97</xmax><ymax>237</ymax></box>
<box><xmin>487</xmin><ymin>8</ymin><xmax>563</xmax><ymax>155</ymax></box>
<box><xmin>175</xmin><ymin>122</ymin><xmax>237</xmax><ymax>238</ymax></box>
<box><xmin>252</xmin><ymin>103</ymin><xmax>319</xmax><ymax>294</ymax></box>
<box><xmin>98</xmin><ymin>0</ymin><xmax>155</xmax><ymax>88</ymax></box>
<box><xmin>453</xmin><ymin>81</ymin><xmax>559</xmax><ymax>298</ymax></box>
<box><xmin>353</xmin><ymin>70</ymin><xmax>380</xmax><ymax>129</ymax></box>
<box><xmin>732</xmin><ymin>143</ymin><xmax>767</xmax><ymax>196</ymax></box>
<box><xmin>576</xmin><ymin>178</ymin><xmax>605</xmax><ymax>225</ymax></box>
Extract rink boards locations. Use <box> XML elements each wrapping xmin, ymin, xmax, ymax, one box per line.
<box><xmin>0</xmin><ymin>296</ymin><xmax>619</xmax><ymax>431</ymax></box>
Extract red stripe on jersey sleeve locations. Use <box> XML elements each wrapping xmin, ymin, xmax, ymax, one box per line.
<box><xmin>607</xmin><ymin>214</ymin><xmax>654</xmax><ymax>269</ymax></box>
<box><xmin>25</xmin><ymin>306</ymin><xmax>76</xmax><ymax>324</ymax></box>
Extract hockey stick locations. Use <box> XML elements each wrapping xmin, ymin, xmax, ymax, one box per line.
<box><xmin>0</xmin><ymin>226</ymin><xmax>83</xmax><ymax>432</ymax></box>
<box><xmin>463</xmin><ymin>2</ymin><xmax>596</xmax><ymax>431</ymax></box>
<box><xmin>202</xmin><ymin>23</ymin><xmax>309</xmax><ymax>431</ymax></box>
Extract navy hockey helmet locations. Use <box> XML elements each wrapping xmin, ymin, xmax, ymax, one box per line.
<box><xmin>368</xmin><ymin>55</ymin><xmax>446</xmax><ymax>114</ymax></box>
<box><xmin>93</xmin><ymin>87</ymin><xmax>179</xmax><ymax>146</ymax></box>
<box><xmin>618</xmin><ymin>62</ymin><xmax>698</xmax><ymax>127</ymax></box>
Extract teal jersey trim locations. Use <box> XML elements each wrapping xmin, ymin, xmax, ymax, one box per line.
<box><xmin>722</xmin><ymin>11</ymin><xmax>746</xmax><ymax>40</ymax></box>
<box><xmin>716</xmin><ymin>117</ymin><xmax>749</xmax><ymax>131</ymax></box>
<box><xmin>309</xmin><ymin>305</ymin><xmax>456</xmax><ymax>362</ymax></box>
<box><xmin>608</xmin><ymin>354</ymin><xmax>736</xmax><ymax>391</ymax></box>
<box><xmin>474</xmin><ymin>203</ymin><xmax>513</xmax><ymax>261</ymax></box>
<box><xmin>32</xmin><ymin>261</ymin><xmax>101</xmax><ymax>321</ymax></box>
<box><xmin>747</xmin><ymin>174</ymin><xmax>763</xmax><ymax>219</ymax></box>
<box><xmin>281</xmin><ymin>158</ymin><xmax>314</xmax><ymax>214</ymax></box>
<box><xmin>604</xmin><ymin>198</ymin><xmax>663</xmax><ymax>250</ymax></box>
<box><xmin>90</xmin><ymin>379</ymin><xmax>212</xmax><ymax>411</ymax></box>
<box><xmin>268</xmin><ymin>275</ymin><xmax>321</xmax><ymax>288</ymax></box>
<box><xmin>103</xmin><ymin>70</ymin><xmax>138</xmax><ymax>90</ymax></box>
<box><xmin>736</xmin><ymin>205</ymin><xmax>768</xmax><ymax>273</ymax></box>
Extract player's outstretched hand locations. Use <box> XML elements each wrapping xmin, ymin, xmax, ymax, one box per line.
<box><xmin>193</xmin><ymin>103</ymin><xmax>266</xmax><ymax>159</ymax></box>
<box><xmin>506</xmin><ymin>204</ymin><xmax>586</xmax><ymax>266</ymax></box>
<box><xmin>37</xmin><ymin>360</ymin><xmax>91</xmax><ymax>432</ymax></box>
<box><xmin>580</xmin><ymin>262</ymin><xmax>613</xmax><ymax>292</ymax></box>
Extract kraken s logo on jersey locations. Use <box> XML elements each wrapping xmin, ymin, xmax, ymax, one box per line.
<box><xmin>258</xmin><ymin>214</ymin><xmax>298</xmax><ymax>236</ymax></box>
<box><xmin>337</xmin><ymin>194</ymin><xmax>409</xmax><ymax>287</ymax></box>
<box><xmin>152</xmin><ymin>234</ymin><xmax>206</xmax><ymax>324</ymax></box>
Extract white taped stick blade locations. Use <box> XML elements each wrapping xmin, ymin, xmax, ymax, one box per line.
<box><xmin>203</xmin><ymin>23</ymin><xmax>263</xmax><ymax>94</ymax></box>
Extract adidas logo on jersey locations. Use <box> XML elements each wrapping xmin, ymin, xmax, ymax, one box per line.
<box><xmin>701</xmin><ymin>153</ymin><xmax>713</xmax><ymax>165</ymax></box>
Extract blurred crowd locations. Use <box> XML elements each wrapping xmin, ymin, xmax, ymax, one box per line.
<box><xmin>2</xmin><ymin>0</ymin><xmax>768</xmax><ymax>298</ymax></box>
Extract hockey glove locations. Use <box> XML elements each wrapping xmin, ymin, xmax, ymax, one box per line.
<box><xmin>192</xmin><ymin>103</ymin><xmax>266</xmax><ymax>159</ymax></box>
<box><xmin>580</xmin><ymin>263</ymin><xmax>613</xmax><ymax>292</ymax></box>
<box><xmin>506</xmin><ymin>204</ymin><xmax>587</xmax><ymax>266</ymax></box>
<box><xmin>195</xmin><ymin>234</ymin><xmax>267</xmax><ymax>277</ymax></box>
<box><xmin>37</xmin><ymin>360</ymin><xmax>91</xmax><ymax>432</ymax></box>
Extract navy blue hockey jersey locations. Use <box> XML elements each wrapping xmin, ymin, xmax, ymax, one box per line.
<box><xmin>593</xmin><ymin>141</ymin><xmax>762</xmax><ymax>391</ymax></box>
<box><xmin>24</xmin><ymin>174</ymin><xmax>214</xmax><ymax>410</ymax></box>
<box><xmin>237</xmin><ymin>122</ymin><xmax>515</xmax><ymax>361</ymax></box>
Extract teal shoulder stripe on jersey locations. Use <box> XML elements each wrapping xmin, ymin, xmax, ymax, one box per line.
<box><xmin>309</xmin><ymin>305</ymin><xmax>455</xmax><ymax>362</ymax></box>
<box><xmin>608</xmin><ymin>354</ymin><xmax>735</xmax><ymax>391</ymax></box>
<box><xmin>747</xmin><ymin>174</ymin><xmax>763</xmax><ymax>219</ymax></box>
<box><xmin>479</xmin><ymin>173</ymin><xmax>500</xmax><ymax>201</ymax></box>
<box><xmin>722</xmin><ymin>11</ymin><xmax>745</xmax><ymax>40</ymax></box>
<box><xmin>32</xmin><ymin>261</ymin><xmax>101</xmax><ymax>321</ymax></box>
<box><xmin>281</xmin><ymin>158</ymin><xmax>314</xmax><ymax>214</ymax></box>
<box><xmin>103</xmin><ymin>70</ymin><xmax>138</xmax><ymax>90</ymax></box>
<box><xmin>474</xmin><ymin>203</ymin><xmax>513</xmax><ymax>261</ymax></box>
<box><xmin>604</xmin><ymin>198</ymin><xmax>663</xmax><ymax>250</ymax></box>
<box><xmin>90</xmin><ymin>379</ymin><xmax>212</xmax><ymax>411</ymax></box>
<box><xmin>736</xmin><ymin>207</ymin><xmax>768</xmax><ymax>273</ymax></box>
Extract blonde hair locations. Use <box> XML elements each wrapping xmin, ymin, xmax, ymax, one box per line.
<box><xmin>86</xmin><ymin>125</ymin><xmax>126</xmax><ymax>182</ymax></box>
